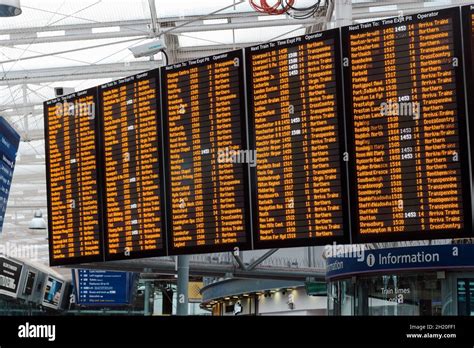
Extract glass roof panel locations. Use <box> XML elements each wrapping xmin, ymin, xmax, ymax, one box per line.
<box><xmin>1</xmin><ymin>0</ymin><xmax>152</xmax><ymax>29</ymax></box>
<box><xmin>178</xmin><ymin>25</ymin><xmax>305</xmax><ymax>47</ymax></box>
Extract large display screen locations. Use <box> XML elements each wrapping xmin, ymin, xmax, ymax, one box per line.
<box><xmin>72</xmin><ymin>269</ymin><xmax>133</xmax><ymax>306</ymax></box>
<box><xmin>342</xmin><ymin>8</ymin><xmax>473</xmax><ymax>242</ymax></box>
<box><xmin>0</xmin><ymin>257</ymin><xmax>22</xmax><ymax>298</ymax></box>
<box><xmin>44</xmin><ymin>88</ymin><xmax>104</xmax><ymax>266</ymax></box>
<box><xmin>246</xmin><ymin>30</ymin><xmax>350</xmax><ymax>249</ymax></box>
<box><xmin>0</xmin><ymin>117</ymin><xmax>20</xmax><ymax>233</ymax></box>
<box><xmin>42</xmin><ymin>276</ymin><xmax>64</xmax><ymax>309</ymax></box>
<box><xmin>162</xmin><ymin>51</ymin><xmax>251</xmax><ymax>254</ymax></box>
<box><xmin>99</xmin><ymin>70</ymin><xmax>166</xmax><ymax>260</ymax></box>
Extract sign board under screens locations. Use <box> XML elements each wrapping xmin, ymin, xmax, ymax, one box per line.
<box><xmin>0</xmin><ymin>117</ymin><xmax>20</xmax><ymax>233</ymax></box>
<box><xmin>162</xmin><ymin>50</ymin><xmax>252</xmax><ymax>254</ymax></box>
<box><xmin>72</xmin><ymin>269</ymin><xmax>133</xmax><ymax>306</ymax></box>
<box><xmin>326</xmin><ymin>244</ymin><xmax>474</xmax><ymax>279</ymax></box>
<box><xmin>342</xmin><ymin>7</ymin><xmax>473</xmax><ymax>243</ymax></box>
<box><xmin>0</xmin><ymin>257</ymin><xmax>22</xmax><ymax>298</ymax></box>
<box><xmin>246</xmin><ymin>30</ymin><xmax>350</xmax><ymax>249</ymax></box>
<box><xmin>99</xmin><ymin>70</ymin><xmax>167</xmax><ymax>260</ymax></box>
<box><xmin>462</xmin><ymin>5</ymin><xmax>474</xmax><ymax>202</ymax></box>
<box><xmin>41</xmin><ymin>275</ymin><xmax>64</xmax><ymax>310</ymax></box>
<box><xmin>44</xmin><ymin>88</ymin><xmax>104</xmax><ymax>266</ymax></box>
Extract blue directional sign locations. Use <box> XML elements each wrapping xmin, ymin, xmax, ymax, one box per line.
<box><xmin>326</xmin><ymin>245</ymin><xmax>474</xmax><ymax>280</ymax></box>
<box><xmin>0</xmin><ymin>117</ymin><xmax>20</xmax><ymax>233</ymax></box>
<box><xmin>72</xmin><ymin>269</ymin><xmax>134</xmax><ymax>306</ymax></box>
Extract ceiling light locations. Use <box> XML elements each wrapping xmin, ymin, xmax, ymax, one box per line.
<box><xmin>29</xmin><ymin>210</ymin><xmax>47</xmax><ymax>230</ymax></box>
<box><xmin>0</xmin><ymin>0</ymin><xmax>22</xmax><ymax>17</ymax></box>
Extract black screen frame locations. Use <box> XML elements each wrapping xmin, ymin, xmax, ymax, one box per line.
<box><xmin>161</xmin><ymin>49</ymin><xmax>253</xmax><ymax>255</ymax></box>
<box><xmin>98</xmin><ymin>69</ymin><xmax>168</xmax><ymax>261</ymax></box>
<box><xmin>44</xmin><ymin>87</ymin><xmax>105</xmax><ymax>266</ymax></box>
<box><xmin>246</xmin><ymin>29</ymin><xmax>352</xmax><ymax>249</ymax></box>
<box><xmin>342</xmin><ymin>7</ymin><xmax>474</xmax><ymax>244</ymax></box>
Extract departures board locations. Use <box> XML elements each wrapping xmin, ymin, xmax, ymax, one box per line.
<box><xmin>99</xmin><ymin>70</ymin><xmax>167</xmax><ymax>260</ymax></box>
<box><xmin>246</xmin><ymin>30</ymin><xmax>350</xmax><ymax>249</ymax></box>
<box><xmin>0</xmin><ymin>117</ymin><xmax>20</xmax><ymax>233</ymax></box>
<box><xmin>342</xmin><ymin>8</ymin><xmax>473</xmax><ymax>243</ymax></box>
<box><xmin>44</xmin><ymin>5</ymin><xmax>474</xmax><ymax>266</ymax></box>
<box><xmin>44</xmin><ymin>88</ymin><xmax>104</xmax><ymax>266</ymax></box>
<box><xmin>162</xmin><ymin>51</ymin><xmax>251</xmax><ymax>254</ymax></box>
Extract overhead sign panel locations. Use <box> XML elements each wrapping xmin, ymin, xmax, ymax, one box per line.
<box><xmin>342</xmin><ymin>8</ymin><xmax>473</xmax><ymax>242</ymax></box>
<box><xmin>0</xmin><ymin>117</ymin><xmax>20</xmax><ymax>233</ymax></box>
<box><xmin>246</xmin><ymin>31</ymin><xmax>350</xmax><ymax>249</ymax></box>
<box><xmin>162</xmin><ymin>51</ymin><xmax>251</xmax><ymax>254</ymax></box>
<box><xmin>44</xmin><ymin>88</ymin><xmax>104</xmax><ymax>266</ymax></box>
<box><xmin>72</xmin><ymin>269</ymin><xmax>133</xmax><ymax>306</ymax></box>
<box><xmin>99</xmin><ymin>70</ymin><xmax>166</xmax><ymax>260</ymax></box>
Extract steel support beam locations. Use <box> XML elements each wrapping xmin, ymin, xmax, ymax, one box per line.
<box><xmin>0</xmin><ymin>12</ymin><xmax>297</xmax><ymax>36</ymax></box>
<box><xmin>148</xmin><ymin>0</ymin><xmax>159</xmax><ymax>37</ymax></box>
<box><xmin>0</xmin><ymin>15</ymin><xmax>326</xmax><ymax>46</ymax></box>
<box><xmin>233</xmin><ymin>253</ymin><xmax>246</xmax><ymax>270</ymax></box>
<box><xmin>247</xmin><ymin>249</ymin><xmax>279</xmax><ymax>271</ymax></box>
<box><xmin>67</xmin><ymin>259</ymin><xmax>324</xmax><ymax>281</ymax></box>
<box><xmin>0</xmin><ymin>61</ymin><xmax>162</xmax><ymax>86</ymax></box>
<box><xmin>2</xmin><ymin>2</ymin><xmax>455</xmax><ymax>46</ymax></box>
<box><xmin>177</xmin><ymin>43</ymin><xmax>257</xmax><ymax>52</ymax></box>
<box><xmin>351</xmin><ymin>1</ymin><xmax>469</xmax><ymax>21</ymax></box>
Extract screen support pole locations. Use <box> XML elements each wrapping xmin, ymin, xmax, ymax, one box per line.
<box><xmin>144</xmin><ymin>268</ymin><xmax>153</xmax><ymax>316</ymax></box>
<box><xmin>334</xmin><ymin>0</ymin><xmax>352</xmax><ymax>28</ymax></box>
<box><xmin>176</xmin><ymin>255</ymin><xmax>190</xmax><ymax>315</ymax></box>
